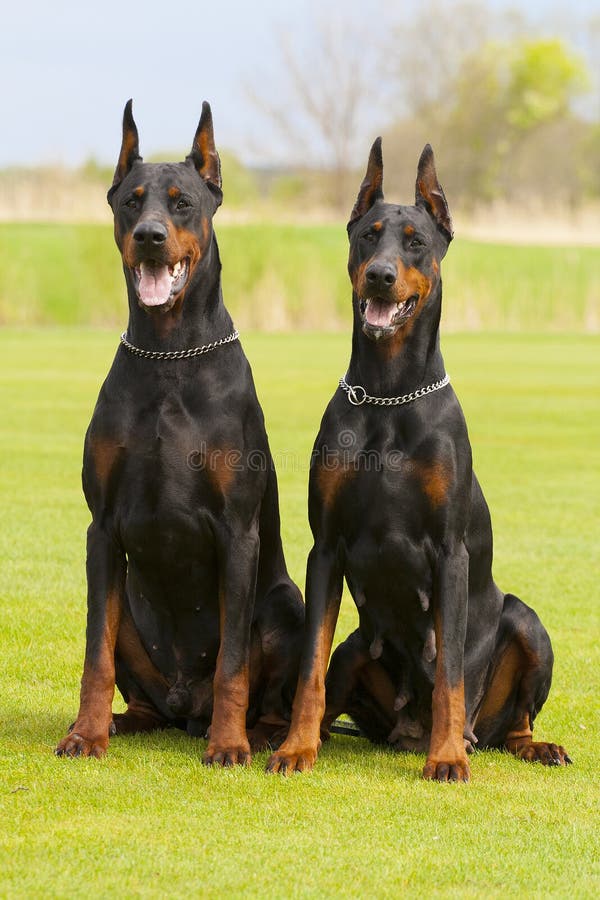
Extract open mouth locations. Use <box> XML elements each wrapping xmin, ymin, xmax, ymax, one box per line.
<box><xmin>133</xmin><ymin>258</ymin><xmax>190</xmax><ymax>308</ymax></box>
<box><xmin>359</xmin><ymin>295</ymin><xmax>418</xmax><ymax>339</ymax></box>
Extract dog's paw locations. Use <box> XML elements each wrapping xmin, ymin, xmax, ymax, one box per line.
<box><xmin>202</xmin><ymin>743</ymin><xmax>251</xmax><ymax>768</ymax></box>
<box><xmin>512</xmin><ymin>740</ymin><xmax>572</xmax><ymax>766</ymax></box>
<box><xmin>110</xmin><ymin>709</ymin><xmax>165</xmax><ymax>736</ymax></box>
<box><xmin>55</xmin><ymin>730</ymin><xmax>109</xmax><ymax>759</ymax></box>
<box><xmin>266</xmin><ymin>743</ymin><xmax>319</xmax><ymax>776</ymax></box>
<box><xmin>423</xmin><ymin>754</ymin><xmax>471</xmax><ymax>783</ymax></box>
<box><xmin>247</xmin><ymin>722</ymin><xmax>289</xmax><ymax>753</ymax></box>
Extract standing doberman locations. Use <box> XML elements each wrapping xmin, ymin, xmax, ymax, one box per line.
<box><xmin>56</xmin><ymin>101</ymin><xmax>303</xmax><ymax>765</ymax></box>
<box><xmin>268</xmin><ymin>140</ymin><xmax>570</xmax><ymax>781</ymax></box>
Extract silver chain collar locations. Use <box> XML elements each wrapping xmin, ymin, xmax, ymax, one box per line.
<box><xmin>119</xmin><ymin>329</ymin><xmax>239</xmax><ymax>360</ymax></box>
<box><xmin>339</xmin><ymin>372</ymin><xmax>450</xmax><ymax>406</ymax></box>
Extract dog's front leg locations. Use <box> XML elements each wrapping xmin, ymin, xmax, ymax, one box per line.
<box><xmin>424</xmin><ymin>541</ymin><xmax>471</xmax><ymax>782</ymax></box>
<box><xmin>203</xmin><ymin>524</ymin><xmax>259</xmax><ymax>768</ymax></box>
<box><xmin>56</xmin><ymin>524</ymin><xmax>125</xmax><ymax>757</ymax></box>
<box><xmin>267</xmin><ymin>543</ymin><xmax>343</xmax><ymax>775</ymax></box>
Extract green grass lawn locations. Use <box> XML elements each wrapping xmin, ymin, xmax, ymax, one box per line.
<box><xmin>1</xmin><ymin>222</ymin><xmax>598</xmax><ymax>331</ymax></box>
<box><xmin>0</xmin><ymin>329</ymin><xmax>598</xmax><ymax>897</ymax></box>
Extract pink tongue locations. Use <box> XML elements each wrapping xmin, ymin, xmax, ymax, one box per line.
<box><xmin>138</xmin><ymin>263</ymin><xmax>173</xmax><ymax>306</ymax></box>
<box><xmin>366</xmin><ymin>299</ymin><xmax>395</xmax><ymax>327</ymax></box>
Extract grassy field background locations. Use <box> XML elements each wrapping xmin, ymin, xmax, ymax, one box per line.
<box><xmin>0</xmin><ymin>328</ymin><xmax>598</xmax><ymax>897</ymax></box>
<box><xmin>1</xmin><ymin>222</ymin><xmax>599</xmax><ymax>331</ymax></box>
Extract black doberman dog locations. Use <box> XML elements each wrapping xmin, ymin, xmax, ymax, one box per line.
<box><xmin>56</xmin><ymin>101</ymin><xmax>303</xmax><ymax>765</ymax></box>
<box><xmin>268</xmin><ymin>140</ymin><xmax>570</xmax><ymax>780</ymax></box>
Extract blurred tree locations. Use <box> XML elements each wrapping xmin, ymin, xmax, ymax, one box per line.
<box><xmin>505</xmin><ymin>38</ymin><xmax>589</xmax><ymax>130</ymax></box>
<box><xmin>581</xmin><ymin>122</ymin><xmax>600</xmax><ymax>198</ymax></box>
<box><xmin>248</xmin><ymin>13</ymin><xmax>387</xmax><ymax>212</ymax></box>
<box><xmin>247</xmin><ymin>0</ymin><xmax>599</xmax><ymax>213</ymax></box>
<box><xmin>384</xmin><ymin>31</ymin><xmax>592</xmax><ymax>209</ymax></box>
<box><xmin>393</xmin><ymin>0</ymin><xmax>497</xmax><ymax>121</ymax></box>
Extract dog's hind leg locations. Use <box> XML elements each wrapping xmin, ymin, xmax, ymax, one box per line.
<box><xmin>247</xmin><ymin>581</ymin><xmax>305</xmax><ymax>752</ymax></box>
<box><xmin>325</xmin><ymin>630</ymin><xmax>398</xmax><ymax>744</ymax></box>
<box><xmin>112</xmin><ymin>606</ymin><xmax>173</xmax><ymax>736</ymax></box>
<box><xmin>474</xmin><ymin>593</ymin><xmax>571</xmax><ymax>765</ymax></box>
<box><xmin>324</xmin><ymin>630</ymin><xmax>369</xmax><ymax>726</ymax></box>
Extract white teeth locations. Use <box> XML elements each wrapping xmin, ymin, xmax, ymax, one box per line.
<box><xmin>172</xmin><ymin>261</ymin><xmax>181</xmax><ymax>277</ymax></box>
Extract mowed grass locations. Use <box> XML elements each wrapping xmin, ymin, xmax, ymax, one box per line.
<box><xmin>0</xmin><ymin>222</ymin><xmax>599</xmax><ymax>331</ymax></box>
<box><xmin>0</xmin><ymin>329</ymin><xmax>599</xmax><ymax>897</ymax></box>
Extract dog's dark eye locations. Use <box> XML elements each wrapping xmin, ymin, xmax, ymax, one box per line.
<box><xmin>176</xmin><ymin>198</ymin><xmax>190</xmax><ymax>210</ymax></box>
<box><xmin>409</xmin><ymin>237</ymin><xmax>425</xmax><ymax>250</ymax></box>
<box><xmin>362</xmin><ymin>231</ymin><xmax>377</xmax><ymax>243</ymax></box>
<box><xmin>124</xmin><ymin>197</ymin><xmax>138</xmax><ymax>210</ymax></box>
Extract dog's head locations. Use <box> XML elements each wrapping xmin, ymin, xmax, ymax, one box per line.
<box><xmin>347</xmin><ymin>139</ymin><xmax>453</xmax><ymax>342</ymax></box>
<box><xmin>107</xmin><ymin>100</ymin><xmax>222</xmax><ymax>314</ymax></box>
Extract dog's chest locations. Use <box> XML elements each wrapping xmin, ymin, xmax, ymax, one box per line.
<box><xmin>84</xmin><ymin>376</ymin><xmax>261</xmax><ymax>541</ymax></box>
<box><xmin>318</xmin><ymin>428</ymin><xmax>449</xmax><ymax>537</ymax></box>
<box><xmin>315</xmin><ymin>415</ymin><xmax>451</xmax><ymax>607</ymax></box>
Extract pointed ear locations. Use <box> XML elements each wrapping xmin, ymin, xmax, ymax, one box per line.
<box><xmin>187</xmin><ymin>101</ymin><xmax>222</xmax><ymax>204</ymax></box>
<box><xmin>108</xmin><ymin>100</ymin><xmax>141</xmax><ymax>202</ymax></box>
<box><xmin>415</xmin><ymin>144</ymin><xmax>453</xmax><ymax>241</ymax></box>
<box><xmin>348</xmin><ymin>137</ymin><xmax>384</xmax><ymax>231</ymax></box>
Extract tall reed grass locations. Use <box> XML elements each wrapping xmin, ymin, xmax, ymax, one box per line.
<box><xmin>1</xmin><ymin>223</ymin><xmax>597</xmax><ymax>331</ymax></box>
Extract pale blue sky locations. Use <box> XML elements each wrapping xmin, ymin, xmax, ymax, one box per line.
<box><xmin>1</xmin><ymin>0</ymin><xmax>597</xmax><ymax>168</ymax></box>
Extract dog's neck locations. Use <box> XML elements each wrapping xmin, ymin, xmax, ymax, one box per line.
<box><xmin>123</xmin><ymin>235</ymin><xmax>234</xmax><ymax>350</ymax></box>
<box><xmin>346</xmin><ymin>283</ymin><xmax>446</xmax><ymax>396</ymax></box>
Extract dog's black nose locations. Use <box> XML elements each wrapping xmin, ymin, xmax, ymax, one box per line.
<box><xmin>365</xmin><ymin>261</ymin><xmax>397</xmax><ymax>291</ymax></box>
<box><xmin>133</xmin><ymin>220</ymin><xmax>168</xmax><ymax>246</ymax></box>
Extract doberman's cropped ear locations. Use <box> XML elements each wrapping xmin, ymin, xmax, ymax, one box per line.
<box><xmin>348</xmin><ymin>137</ymin><xmax>384</xmax><ymax>231</ymax></box>
<box><xmin>108</xmin><ymin>100</ymin><xmax>141</xmax><ymax>203</ymax></box>
<box><xmin>415</xmin><ymin>144</ymin><xmax>453</xmax><ymax>242</ymax></box>
<box><xmin>187</xmin><ymin>101</ymin><xmax>222</xmax><ymax>205</ymax></box>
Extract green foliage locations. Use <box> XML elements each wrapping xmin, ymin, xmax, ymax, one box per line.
<box><xmin>506</xmin><ymin>39</ymin><xmax>590</xmax><ymax>131</ymax></box>
<box><xmin>385</xmin><ymin>33</ymin><xmax>594</xmax><ymax>207</ymax></box>
<box><xmin>0</xmin><ymin>330</ymin><xmax>598</xmax><ymax>895</ymax></box>
<box><xmin>0</xmin><ymin>223</ymin><xmax>598</xmax><ymax>331</ymax></box>
<box><xmin>451</xmin><ymin>37</ymin><xmax>590</xmax><ymax>201</ymax></box>
<box><xmin>219</xmin><ymin>151</ymin><xmax>260</xmax><ymax>207</ymax></box>
<box><xmin>80</xmin><ymin>157</ymin><xmax>114</xmax><ymax>184</ymax></box>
